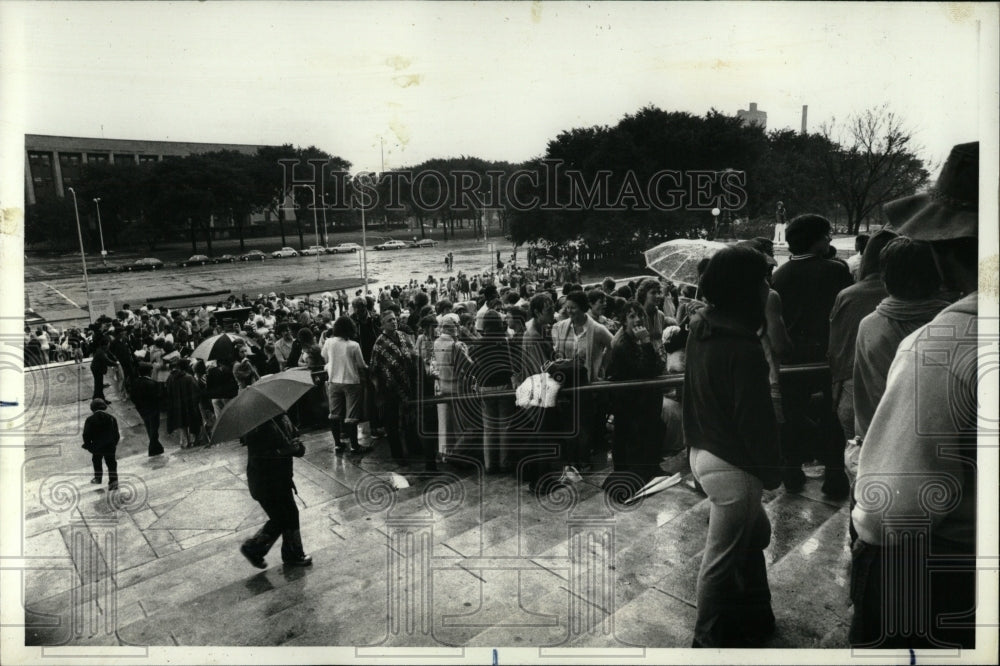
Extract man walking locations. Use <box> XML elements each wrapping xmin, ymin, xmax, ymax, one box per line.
<box><xmin>130</xmin><ymin>362</ymin><xmax>164</xmax><ymax>456</ymax></box>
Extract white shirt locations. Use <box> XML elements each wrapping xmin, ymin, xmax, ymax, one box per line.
<box><xmin>321</xmin><ymin>337</ymin><xmax>367</xmax><ymax>384</ymax></box>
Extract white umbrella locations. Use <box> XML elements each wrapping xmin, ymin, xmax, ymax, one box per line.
<box><xmin>644</xmin><ymin>239</ymin><xmax>728</xmax><ymax>287</ymax></box>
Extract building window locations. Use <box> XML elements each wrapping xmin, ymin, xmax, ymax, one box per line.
<box><xmin>114</xmin><ymin>153</ymin><xmax>136</xmax><ymax>165</ymax></box>
<box><xmin>86</xmin><ymin>153</ymin><xmax>110</xmax><ymax>164</ymax></box>
<box><xmin>59</xmin><ymin>153</ymin><xmax>83</xmax><ymax>188</ymax></box>
<box><xmin>138</xmin><ymin>154</ymin><xmax>159</xmax><ymax>164</ymax></box>
<box><xmin>27</xmin><ymin>151</ymin><xmax>56</xmax><ymax>199</ymax></box>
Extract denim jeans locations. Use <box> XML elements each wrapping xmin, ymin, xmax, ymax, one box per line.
<box><xmin>849</xmin><ymin>538</ymin><xmax>975</xmax><ymax>649</ymax></box>
<box><xmin>690</xmin><ymin>447</ymin><xmax>773</xmax><ymax>647</ymax></box>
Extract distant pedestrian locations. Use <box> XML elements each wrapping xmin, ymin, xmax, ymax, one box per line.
<box><xmin>90</xmin><ymin>339</ymin><xmax>119</xmax><ymax>403</ymax></box>
<box><xmin>82</xmin><ymin>398</ymin><xmax>120</xmax><ymax>490</ymax></box>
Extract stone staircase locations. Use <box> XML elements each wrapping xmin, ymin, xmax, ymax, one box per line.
<box><xmin>18</xmin><ymin>413</ymin><xmax>853</xmax><ymax>650</ymax></box>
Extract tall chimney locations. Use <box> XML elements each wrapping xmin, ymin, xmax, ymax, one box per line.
<box><xmin>801</xmin><ymin>105</ymin><xmax>808</xmax><ymax>134</ymax></box>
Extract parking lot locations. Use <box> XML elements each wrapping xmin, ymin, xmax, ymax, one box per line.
<box><xmin>25</xmin><ymin>237</ymin><xmax>506</xmax><ymax>325</ymax></box>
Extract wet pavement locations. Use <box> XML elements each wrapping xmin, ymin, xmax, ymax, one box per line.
<box><xmin>14</xmin><ymin>360</ymin><xmax>854</xmax><ymax>650</ymax></box>
<box><xmin>25</xmin><ymin>239</ymin><xmax>511</xmax><ymax>325</ymax></box>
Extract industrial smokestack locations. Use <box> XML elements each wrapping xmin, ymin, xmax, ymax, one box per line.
<box><xmin>801</xmin><ymin>105</ymin><xmax>808</xmax><ymax>134</ymax></box>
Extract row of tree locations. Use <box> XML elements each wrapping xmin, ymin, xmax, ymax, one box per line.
<box><xmin>26</xmin><ymin>103</ymin><xmax>929</xmax><ymax>255</ymax></box>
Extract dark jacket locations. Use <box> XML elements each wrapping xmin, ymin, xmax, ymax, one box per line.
<box><xmin>205</xmin><ymin>364</ymin><xmax>239</xmax><ymax>399</ymax></box>
<box><xmin>772</xmin><ymin>255</ymin><xmax>853</xmax><ymax>363</ymax></box>
<box><xmin>351</xmin><ymin>312</ymin><xmax>380</xmax><ymax>364</ymax></box>
<box><xmin>130</xmin><ymin>376</ymin><xmax>162</xmax><ymax>413</ymax></box>
<box><xmin>469</xmin><ymin>336</ymin><xmax>514</xmax><ymax>388</ymax></box>
<box><xmin>82</xmin><ymin>410</ymin><xmax>120</xmax><ymax>455</ymax></box>
<box><xmin>606</xmin><ymin>329</ymin><xmax>666</xmax><ymax>481</ymax></box>
<box><xmin>682</xmin><ymin>308</ymin><xmax>781</xmax><ymax>489</ymax></box>
<box><xmin>166</xmin><ymin>369</ymin><xmax>203</xmax><ymax>433</ymax></box>
<box><xmin>109</xmin><ymin>339</ymin><xmax>135</xmax><ymax>378</ymax></box>
<box><xmin>244</xmin><ymin>416</ymin><xmax>305</xmax><ymax>502</ymax></box>
<box><xmin>91</xmin><ymin>347</ymin><xmax>118</xmax><ymax>375</ymax></box>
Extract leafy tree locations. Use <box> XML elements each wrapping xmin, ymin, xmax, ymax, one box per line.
<box><xmin>24</xmin><ymin>196</ymin><xmax>78</xmax><ymax>249</ymax></box>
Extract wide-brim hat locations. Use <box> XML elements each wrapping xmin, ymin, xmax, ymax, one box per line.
<box><xmin>884</xmin><ymin>141</ymin><xmax>978</xmax><ymax>241</ymax></box>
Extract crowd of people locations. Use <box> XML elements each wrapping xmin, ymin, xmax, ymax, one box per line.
<box><xmin>57</xmin><ymin>142</ymin><xmax>980</xmax><ymax>650</ymax></box>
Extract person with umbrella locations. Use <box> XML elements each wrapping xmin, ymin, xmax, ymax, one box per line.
<box><xmin>239</xmin><ymin>413</ymin><xmax>312</xmax><ymax>569</ymax></box>
<box><xmin>211</xmin><ymin>368</ymin><xmax>318</xmax><ymax>569</ymax></box>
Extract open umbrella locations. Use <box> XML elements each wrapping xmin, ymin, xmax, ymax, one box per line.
<box><xmin>644</xmin><ymin>239</ymin><xmax>727</xmax><ymax>287</ymax></box>
<box><xmin>211</xmin><ymin>367</ymin><xmax>315</xmax><ymax>443</ymax></box>
<box><xmin>191</xmin><ymin>332</ymin><xmax>255</xmax><ymax>362</ymax></box>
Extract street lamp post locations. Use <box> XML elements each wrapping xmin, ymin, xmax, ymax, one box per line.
<box><xmin>93</xmin><ymin>197</ymin><xmax>107</xmax><ymax>265</ymax></box>
<box><xmin>357</xmin><ymin>174</ymin><xmax>369</xmax><ymax>294</ymax></box>
<box><xmin>306</xmin><ymin>186</ymin><xmax>319</xmax><ymax>248</ymax></box>
<box><xmin>711</xmin><ymin>207</ymin><xmax>721</xmax><ymax>240</ymax></box>
<box><xmin>68</xmin><ymin>188</ymin><xmax>93</xmax><ymax>321</ymax></box>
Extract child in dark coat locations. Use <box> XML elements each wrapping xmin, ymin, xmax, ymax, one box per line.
<box><xmin>82</xmin><ymin>399</ymin><xmax>120</xmax><ymax>489</ymax></box>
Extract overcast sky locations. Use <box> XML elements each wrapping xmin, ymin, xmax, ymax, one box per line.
<box><xmin>2</xmin><ymin>1</ymin><xmax>997</xmax><ymax>173</ymax></box>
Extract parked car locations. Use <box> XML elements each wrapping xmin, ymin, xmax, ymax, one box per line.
<box><xmin>239</xmin><ymin>250</ymin><xmax>267</xmax><ymax>262</ymax></box>
<box><xmin>90</xmin><ymin>263</ymin><xmax>123</xmax><ymax>274</ymax></box>
<box><xmin>374</xmin><ymin>240</ymin><xmax>407</xmax><ymax>251</ymax></box>
<box><xmin>271</xmin><ymin>247</ymin><xmax>300</xmax><ymax>258</ymax></box>
<box><xmin>215</xmin><ymin>254</ymin><xmax>237</xmax><ymax>263</ymax></box>
<box><xmin>123</xmin><ymin>258</ymin><xmax>163</xmax><ymax>272</ymax></box>
<box><xmin>410</xmin><ymin>238</ymin><xmax>438</xmax><ymax>248</ymax></box>
<box><xmin>178</xmin><ymin>254</ymin><xmax>211</xmax><ymax>267</ymax></box>
<box><xmin>301</xmin><ymin>245</ymin><xmax>326</xmax><ymax>256</ymax></box>
<box><xmin>329</xmin><ymin>242</ymin><xmax>362</xmax><ymax>254</ymax></box>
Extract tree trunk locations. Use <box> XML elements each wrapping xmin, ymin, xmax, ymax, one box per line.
<box><xmin>237</xmin><ymin>212</ymin><xmax>246</xmax><ymax>252</ymax></box>
<box><xmin>204</xmin><ymin>220</ymin><xmax>214</xmax><ymax>256</ymax></box>
<box><xmin>189</xmin><ymin>217</ymin><xmax>198</xmax><ymax>253</ymax></box>
<box><xmin>278</xmin><ymin>208</ymin><xmax>287</xmax><ymax>246</ymax></box>
<box><xmin>296</xmin><ymin>215</ymin><xmax>305</xmax><ymax>250</ymax></box>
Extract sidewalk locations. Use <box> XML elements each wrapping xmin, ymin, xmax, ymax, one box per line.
<box><xmin>15</xmin><ymin>370</ymin><xmax>852</xmax><ymax>649</ymax></box>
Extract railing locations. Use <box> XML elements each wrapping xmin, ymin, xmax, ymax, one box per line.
<box><xmin>409</xmin><ymin>362</ymin><xmax>829</xmax><ymax>406</ymax></box>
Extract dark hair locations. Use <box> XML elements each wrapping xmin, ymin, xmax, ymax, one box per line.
<box><xmin>435</xmin><ymin>299</ymin><xmax>453</xmax><ymax>315</ymax></box>
<box><xmin>529</xmin><ymin>293</ymin><xmax>553</xmax><ymax>318</ymax></box>
<box><xmin>635</xmin><ymin>278</ymin><xmax>661</xmax><ymax>305</ymax></box>
<box><xmin>880</xmin><ymin>237</ymin><xmax>941</xmax><ymax>300</ymax></box>
<box><xmin>332</xmin><ymin>315</ymin><xmax>356</xmax><ymax>339</ymax></box>
<box><xmin>699</xmin><ymin>246</ymin><xmax>769</xmax><ymax>326</ymax></box>
<box><xmin>297</xmin><ymin>328</ymin><xmax>315</xmax><ymax>345</ymax></box>
<box><xmin>587</xmin><ymin>289</ymin><xmax>607</xmax><ymax>307</ymax></box>
<box><xmin>621</xmin><ymin>300</ymin><xmax>648</xmax><ymax>328</ymax></box>
<box><xmin>786</xmin><ymin>214</ymin><xmax>832</xmax><ymax>255</ymax></box>
<box><xmin>507</xmin><ymin>306</ymin><xmax>528</xmax><ymax>324</ymax></box>
<box><xmin>137</xmin><ymin>362</ymin><xmax>153</xmax><ymax>377</ymax></box>
<box><xmin>564</xmin><ymin>291</ymin><xmax>588</xmax><ymax>311</ymax></box>
<box><xmin>418</xmin><ymin>314</ymin><xmax>438</xmax><ymax>331</ymax></box>
<box><xmin>855</xmin><ymin>233</ymin><xmax>870</xmax><ymax>253</ymax></box>
<box><xmin>696</xmin><ymin>257</ymin><xmax>711</xmax><ymax>278</ymax></box>
<box><xmin>614</xmin><ymin>285</ymin><xmax>633</xmax><ymax>299</ymax></box>
<box><xmin>412</xmin><ymin>290</ymin><xmax>429</xmax><ymax>308</ymax></box>
<box><xmin>601</xmin><ymin>277</ymin><xmax>616</xmax><ymax>293</ymax></box>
